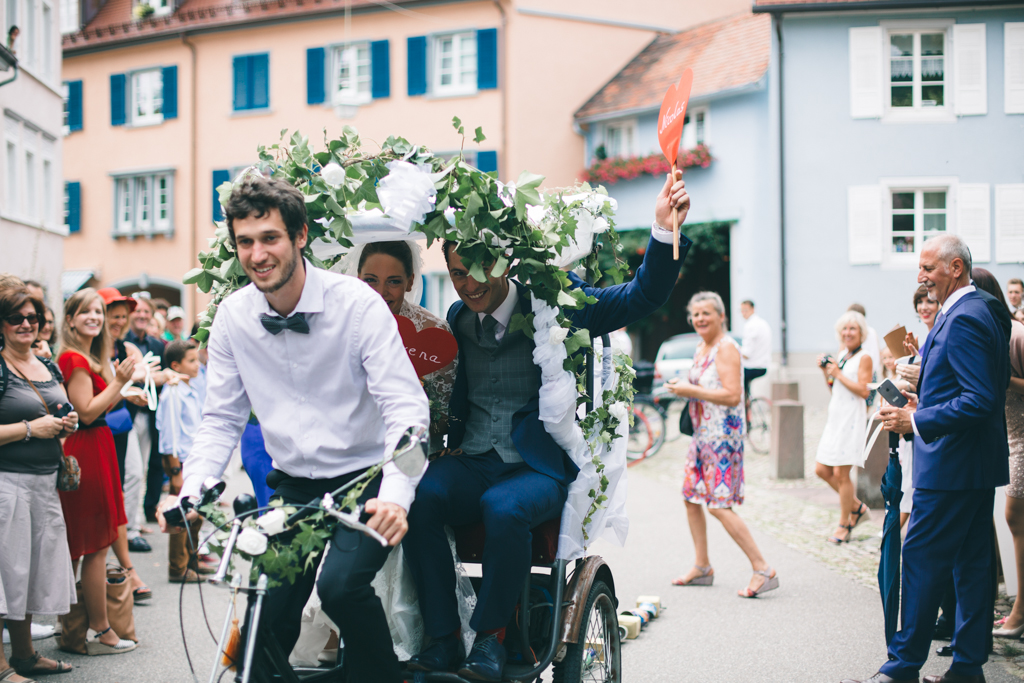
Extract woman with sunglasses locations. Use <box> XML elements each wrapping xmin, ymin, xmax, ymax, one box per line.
<box><xmin>0</xmin><ymin>286</ymin><xmax>79</xmax><ymax>679</ymax></box>
<box><xmin>57</xmin><ymin>288</ymin><xmax>138</xmax><ymax>655</ymax></box>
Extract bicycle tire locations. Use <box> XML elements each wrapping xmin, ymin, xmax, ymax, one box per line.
<box><xmin>746</xmin><ymin>397</ymin><xmax>771</xmax><ymax>454</ymax></box>
<box><xmin>627</xmin><ymin>406</ymin><xmax>654</xmax><ymax>461</ymax></box>
<box><xmin>633</xmin><ymin>398</ymin><xmax>666</xmax><ymax>458</ymax></box>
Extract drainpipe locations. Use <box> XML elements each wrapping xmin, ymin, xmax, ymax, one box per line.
<box><xmin>0</xmin><ymin>66</ymin><xmax>17</xmax><ymax>88</ymax></box>
<box><xmin>774</xmin><ymin>13</ymin><xmax>788</xmax><ymax>367</ymax></box>
<box><xmin>492</xmin><ymin>0</ymin><xmax>507</xmax><ymax>179</ymax></box>
<box><xmin>182</xmin><ymin>32</ymin><xmax>198</xmax><ymax>321</ymax></box>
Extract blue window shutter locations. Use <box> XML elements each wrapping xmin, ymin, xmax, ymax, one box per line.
<box><xmin>233</xmin><ymin>56</ymin><xmax>248</xmax><ymax>110</ymax></box>
<box><xmin>68</xmin><ymin>80</ymin><xmax>83</xmax><ymax>131</ymax></box>
<box><xmin>476</xmin><ymin>151</ymin><xmax>498</xmax><ymax>175</ymax></box>
<box><xmin>252</xmin><ymin>54</ymin><xmax>269</xmax><ymax>109</ymax></box>
<box><xmin>212</xmin><ymin>170</ymin><xmax>230</xmax><ymax>223</ymax></box>
<box><xmin>162</xmin><ymin>66</ymin><xmax>178</xmax><ymax>119</ymax></box>
<box><xmin>477</xmin><ymin>28</ymin><xmax>498</xmax><ymax>90</ymax></box>
<box><xmin>306</xmin><ymin>47</ymin><xmax>325</xmax><ymax>105</ymax></box>
<box><xmin>419</xmin><ymin>275</ymin><xmax>427</xmax><ymax>307</ymax></box>
<box><xmin>407</xmin><ymin>36</ymin><xmax>427</xmax><ymax>96</ymax></box>
<box><xmin>66</xmin><ymin>182</ymin><xmax>81</xmax><ymax>233</ymax></box>
<box><xmin>371</xmin><ymin>40</ymin><xmax>390</xmax><ymax>99</ymax></box>
<box><xmin>110</xmin><ymin>73</ymin><xmax>126</xmax><ymax>126</ymax></box>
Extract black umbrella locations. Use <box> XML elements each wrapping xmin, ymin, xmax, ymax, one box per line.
<box><xmin>878</xmin><ymin>431</ymin><xmax>904</xmax><ymax>645</ymax></box>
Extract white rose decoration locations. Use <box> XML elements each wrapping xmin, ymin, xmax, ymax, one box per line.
<box><xmin>549</xmin><ymin>326</ymin><xmax>569</xmax><ymax>345</ymax></box>
<box><xmin>608</xmin><ymin>402</ymin><xmax>628</xmax><ymax>423</ymax></box>
<box><xmin>320</xmin><ymin>162</ymin><xmax>346</xmax><ymax>187</ymax></box>
<box><xmin>236</xmin><ymin>527</ymin><xmax>268</xmax><ymax>557</ymax></box>
<box><xmin>256</xmin><ymin>508</ymin><xmax>287</xmax><ymax>536</ymax></box>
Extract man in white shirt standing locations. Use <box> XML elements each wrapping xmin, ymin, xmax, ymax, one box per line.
<box><xmin>1008</xmin><ymin>278</ymin><xmax>1023</xmax><ymax>315</ymax></box>
<box><xmin>739</xmin><ymin>300</ymin><xmax>771</xmax><ymax>399</ymax></box>
<box><xmin>158</xmin><ymin>176</ymin><xmax>428</xmax><ymax>683</ymax></box>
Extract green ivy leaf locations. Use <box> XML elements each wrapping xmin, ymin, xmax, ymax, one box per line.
<box><xmin>183</xmin><ymin>267</ymin><xmax>206</xmax><ymax>285</ymax></box>
<box><xmin>490</xmin><ymin>255</ymin><xmax>509</xmax><ymax>278</ymax></box>
<box><xmin>452</xmin><ymin>116</ymin><xmax>464</xmax><ymax>136</ymax></box>
<box><xmin>474</xmin><ymin>127</ymin><xmax>486</xmax><ymax>143</ymax></box>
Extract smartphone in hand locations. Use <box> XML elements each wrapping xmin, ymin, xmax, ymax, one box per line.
<box><xmin>54</xmin><ymin>402</ymin><xmax>74</xmax><ymax>419</ymax></box>
<box><xmin>878</xmin><ymin>379</ymin><xmax>909</xmax><ymax>408</ymax></box>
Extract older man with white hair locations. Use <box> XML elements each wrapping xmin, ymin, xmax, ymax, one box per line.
<box><xmin>842</xmin><ymin>234</ymin><xmax>1010</xmax><ymax>683</ymax></box>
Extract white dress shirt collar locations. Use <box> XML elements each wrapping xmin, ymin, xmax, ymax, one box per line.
<box><xmin>938</xmin><ymin>284</ymin><xmax>975</xmax><ymax>317</ymax></box>
<box><xmin>252</xmin><ymin>259</ymin><xmax>325</xmax><ymax>317</ymax></box>
<box><xmin>479</xmin><ymin>282</ymin><xmax>520</xmax><ymax>330</ymax></box>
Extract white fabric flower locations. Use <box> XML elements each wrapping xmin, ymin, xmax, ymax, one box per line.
<box><xmin>236</xmin><ymin>527</ymin><xmax>268</xmax><ymax>556</ymax></box>
<box><xmin>377</xmin><ymin>160</ymin><xmax>437</xmax><ymax>231</ymax></box>
<box><xmin>608</xmin><ymin>402</ymin><xmax>628</xmax><ymax>423</ymax></box>
<box><xmin>548</xmin><ymin>326</ymin><xmax>569</xmax><ymax>345</ymax></box>
<box><xmin>256</xmin><ymin>508</ymin><xmax>287</xmax><ymax>536</ymax></box>
<box><xmin>321</xmin><ymin>163</ymin><xmax>346</xmax><ymax>187</ymax></box>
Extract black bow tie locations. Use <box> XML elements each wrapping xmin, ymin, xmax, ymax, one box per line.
<box><xmin>260</xmin><ymin>312</ymin><xmax>310</xmax><ymax>335</ymax></box>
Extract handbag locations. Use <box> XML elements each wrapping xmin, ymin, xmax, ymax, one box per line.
<box><xmin>17</xmin><ymin>367</ymin><xmax>80</xmax><ymax>491</ymax></box>
<box><xmin>59</xmin><ymin>565</ymin><xmax>138</xmax><ymax>654</ymax></box>
<box><xmin>105</xmin><ymin>403</ymin><xmax>133</xmax><ymax>435</ymax></box>
<box><xmin>678</xmin><ymin>400</ymin><xmax>694</xmax><ymax>437</ymax></box>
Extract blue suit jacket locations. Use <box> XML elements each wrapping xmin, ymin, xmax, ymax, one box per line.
<box><xmin>445</xmin><ymin>234</ymin><xmax>691</xmax><ymax>484</ymax></box>
<box><xmin>913</xmin><ymin>290</ymin><xmax>1010</xmax><ymax>491</ymax></box>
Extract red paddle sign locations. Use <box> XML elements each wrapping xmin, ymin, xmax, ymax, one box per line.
<box><xmin>657</xmin><ymin>68</ymin><xmax>694</xmax><ymax>167</ymax></box>
<box><xmin>395</xmin><ymin>315</ymin><xmax>458</xmax><ymax>378</ymax></box>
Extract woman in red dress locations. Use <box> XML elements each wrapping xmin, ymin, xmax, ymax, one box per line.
<box><xmin>58</xmin><ymin>288</ymin><xmax>138</xmax><ymax>655</ymax></box>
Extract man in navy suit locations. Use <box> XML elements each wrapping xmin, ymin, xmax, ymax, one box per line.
<box><xmin>403</xmin><ymin>175</ymin><xmax>691</xmax><ymax>681</ymax></box>
<box><xmin>844</xmin><ymin>235</ymin><xmax>1010</xmax><ymax>683</ymax></box>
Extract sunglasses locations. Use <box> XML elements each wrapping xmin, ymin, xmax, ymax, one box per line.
<box><xmin>4</xmin><ymin>314</ymin><xmax>39</xmax><ymax>327</ymax></box>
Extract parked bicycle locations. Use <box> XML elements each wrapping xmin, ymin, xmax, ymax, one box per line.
<box><xmin>745</xmin><ymin>393</ymin><xmax>771</xmax><ymax>455</ymax></box>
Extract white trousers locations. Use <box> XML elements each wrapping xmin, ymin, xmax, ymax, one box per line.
<box><xmin>125</xmin><ymin>413</ymin><xmax>151</xmax><ymax>536</ymax></box>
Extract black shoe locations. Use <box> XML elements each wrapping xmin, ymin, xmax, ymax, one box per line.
<box><xmin>406</xmin><ymin>633</ymin><xmax>464</xmax><ymax>673</ymax></box>
<box><xmin>127</xmin><ymin>537</ymin><xmax>152</xmax><ymax>552</ymax></box>
<box><xmin>933</xmin><ymin>617</ymin><xmax>953</xmax><ymax>641</ymax></box>
<box><xmin>923</xmin><ymin>672</ymin><xmax>985</xmax><ymax>683</ymax></box>
<box><xmin>458</xmin><ymin>634</ymin><xmax>506</xmax><ymax>682</ymax></box>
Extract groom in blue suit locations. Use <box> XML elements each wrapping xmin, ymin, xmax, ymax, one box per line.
<box><xmin>844</xmin><ymin>235</ymin><xmax>1010</xmax><ymax>683</ymax></box>
<box><xmin>403</xmin><ymin>174</ymin><xmax>691</xmax><ymax>680</ymax></box>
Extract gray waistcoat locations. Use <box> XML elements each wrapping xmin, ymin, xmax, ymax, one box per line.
<box><xmin>457</xmin><ymin>308</ymin><xmax>542</xmax><ymax>462</ymax></box>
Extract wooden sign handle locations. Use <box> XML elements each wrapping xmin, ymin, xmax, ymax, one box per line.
<box><xmin>671</xmin><ymin>164</ymin><xmax>680</xmax><ymax>260</ymax></box>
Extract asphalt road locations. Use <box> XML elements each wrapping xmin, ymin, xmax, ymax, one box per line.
<box><xmin>15</xmin><ymin>464</ymin><xmax>1021</xmax><ymax>683</ymax></box>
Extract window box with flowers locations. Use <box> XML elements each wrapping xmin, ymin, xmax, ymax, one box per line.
<box><xmin>580</xmin><ymin>144</ymin><xmax>712</xmax><ymax>185</ymax></box>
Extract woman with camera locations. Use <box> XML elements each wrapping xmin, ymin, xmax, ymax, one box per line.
<box><xmin>0</xmin><ymin>285</ymin><xmax>78</xmax><ymax>678</ymax></box>
<box><xmin>815</xmin><ymin>310</ymin><xmax>873</xmax><ymax>544</ymax></box>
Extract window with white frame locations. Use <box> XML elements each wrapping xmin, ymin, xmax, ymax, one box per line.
<box><xmin>604</xmin><ymin>119</ymin><xmax>637</xmax><ymax>158</ymax></box>
<box><xmin>681</xmin><ymin>108</ymin><xmax>707</xmax><ymax>150</ymax></box>
<box><xmin>432</xmin><ymin>32</ymin><xmax>476</xmax><ymax>96</ymax></box>
<box><xmin>889</xmin><ymin>188</ymin><xmax>948</xmax><ymax>256</ymax></box>
<box><xmin>332</xmin><ymin>43</ymin><xmax>371</xmax><ymax>105</ymax></box>
<box><xmin>59</xmin><ymin>0</ymin><xmax>78</xmax><ymax>33</ymax></box>
<box><xmin>114</xmin><ymin>171</ymin><xmax>173</xmax><ymax>236</ymax></box>
<box><xmin>24</xmin><ymin>150</ymin><xmax>36</xmax><ymax>220</ymax></box>
<box><xmin>131</xmin><ymin>69</ymin><xmax>163</xmax><ymax>125</ymax></box>
<box><xmin>5</xmin><ymin>141</ymin><xmax>16</xmax><ymax>216</ymax></box>
<box><xmin>889</xmin><ymin>30</ymin><xmax>946</xmax><ymax>110</ymax></box>
<box><xmin>42</xmin><ymin>159</ymin><xmax>52</xmax><ymax>225</ymax></box>
<box><xmin>3</xmin><ymin>115</ymin><xmax>57</xmax><ymax>227</ymax></box>
<box><xmin>25</xmin><ymin>0</ymin><xmax>37</xmax><ymax>67</ymax></box>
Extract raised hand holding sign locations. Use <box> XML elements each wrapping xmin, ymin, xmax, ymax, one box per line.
<box><xmin>395</xmin><ymin>316</ymin><xmax>458</xmax><ymax>378</ymax></box>
<box><xmin>657</xmin><ymin>68</ymin><xmax>693</xmax><ymax>260</ymax></box>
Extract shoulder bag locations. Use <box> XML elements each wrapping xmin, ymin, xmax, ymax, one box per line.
<box><xmin>13</xmin><ymin>360</ymin><xmax>81</xmax><ymax>492</ymax></box>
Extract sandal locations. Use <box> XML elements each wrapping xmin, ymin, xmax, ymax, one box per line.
<box><xmin>86</xmin><ymin>628</ymin><xmax>136</xmax><ymax>656</ymax></box>
<box><xmin>827</xmin><ymin>524</ymin><xmax>853</xmax><ymax>544</ymax></box>
<box><xmin>124</xmin><ymin>566</ymin><xmax>152</xmax><ymax>603</ymax></box>
<box><xmin>9</xmin><ymin>653</ymin><xmax>72</xmax><ymax>676</ymax></box>
<box><xmin>849</xmin><ymin>503</ymin><xmax>870</xmax><ymax>530</ymax></box>
<box><xmin>0</xmin><ymin>667</ymin><xmax>37</xmax><ymax>683</ymax></box>
<box><xmin>738</xmin><ymin>567</ymin><xmax>779</xmax><ymax>598</ymax></box>
<box><xmin>671</xmin><ymin>564</ymin><xmax>714</xmax><ymax>586</ymax></box>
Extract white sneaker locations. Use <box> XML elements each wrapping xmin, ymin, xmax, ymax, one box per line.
<box><xmin>1</xmin><ymin>623</ymin><xmax>55</xmax><ymax>643</ymax></box>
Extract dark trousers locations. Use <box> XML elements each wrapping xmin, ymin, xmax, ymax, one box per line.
<box><xmin>256</xmin><ymin>470</ymin><xmax>401</xmax><ymax>683</ymax></box>
<box><xmin>880</xmin><ymin>488</ymin><xmax>995</xmax><ymax>679</ymax></box>
<box><xmin>112</xmin><ymin>432</ymin><xmax>128</xmax><ymax>489</ymax></box>
<box><xmin>404</xmin><ymin>450</ymin><xmax>567</xmax><ymax>637</ymax></box>
<box><xmin>743</xmin><ymin>367</ymin><xmax>766</xmax><ymax>399</ymax></box>
<box><xmin>142</xmin><ymin>411</ymin><xmax>163</xmax><ymax>516</ymax></box>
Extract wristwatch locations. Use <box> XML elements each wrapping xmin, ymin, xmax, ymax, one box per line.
<box><xmin>22</xmin><ymin>420</ymin><xmax>31</xmax><ymax>441</ymax></box>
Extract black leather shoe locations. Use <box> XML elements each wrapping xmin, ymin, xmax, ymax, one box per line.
<box><xmin>458</xmin><ymin>634</ymin><xmax>506</xmax><ymax>682</ymax></box>
<box><xmin>127</xmin><ymin>537</ymin><xmax>152</xmax><ymax>552</ymax></box>
<box><xmin>840</xmin><ymin>674</ymin><xmax>919</xmax><ymax>683</ymax></box>
<box><xmin>406</xmin><ymin>633</ymin><xmax>464</xmax><ymax>673</ymax></box>
<box><xmin>933</xmin><ymin>617</ymin><xmax>953</xmax><ymax>641</ymax></box>
<box><xmin>923</xmin><ymin>672</ymin><xmax>985</xmax><ymax>683</ymax></box>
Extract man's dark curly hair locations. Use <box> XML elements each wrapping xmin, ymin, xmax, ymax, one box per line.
<box><xmin>223</xmin><ymin>176</ymin><xmax>307</xmax><ymax>246</ymax></box>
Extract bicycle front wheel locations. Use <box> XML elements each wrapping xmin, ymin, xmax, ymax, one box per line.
<box><xmin>634</xmin><ymin>399</ymin><xmax>666</xmax><ymax>458</ymax></box>
<box><xmin>747</xmin><ymin>397</ymin><xmax>771</xmax><ymax>454</ymax></box>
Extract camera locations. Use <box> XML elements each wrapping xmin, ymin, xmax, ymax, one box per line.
<box><xmin>818</xmin><ymin>355</ymin><xmax>834</xmax><ymax>369</ymax></box>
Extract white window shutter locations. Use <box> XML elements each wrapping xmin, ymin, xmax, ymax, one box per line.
<box><xmin>849</xmin><ymin>26</ymin><xmax>884</xmax><ymax>118</ymax></box>
<box><xmin>953</xmin><ymin>24</ymin><xmax>987</xmax><ymax>115</ymax></box>
<box><xmin>1006</xmin><ymin>23</ymin><xmax>1024</xmax><ymax>114</ymax></box>
<box><xmin>848</xmin><ymin>185</ymin><xmax>883</xmax><ymax>264</ymax></box>
<box><xmin>995</xmin><ymin>184</ymin><xmax>1024</xmax><ymax>262</ymax></box>
<box><xmin>956</xmin><ymin>184</ymin><xmax>991</xmax><ymax>262</ymax></box>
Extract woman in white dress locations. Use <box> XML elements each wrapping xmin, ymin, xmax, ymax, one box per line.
<box><xmin>815</xmin><ymin>310</ymin><xmax>873</xmax><ymax>544</ymax></box>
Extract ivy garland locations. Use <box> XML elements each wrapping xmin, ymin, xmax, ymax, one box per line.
<box><xmin>184</xmin><ymin>120</ymin><xmax>639</xmax><ymax>578</ymax></box>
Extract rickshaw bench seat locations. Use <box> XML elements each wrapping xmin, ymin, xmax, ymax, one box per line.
<box><xmin>454</xmin><ymin>518</ymin><xmax>561</xmax><ymax>565</ymax></box>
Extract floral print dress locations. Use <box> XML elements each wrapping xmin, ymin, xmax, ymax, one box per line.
<box><xmin>681</xmin><ymin>337</ymin><xmax>746</xmax><ymax>509</ymax></box>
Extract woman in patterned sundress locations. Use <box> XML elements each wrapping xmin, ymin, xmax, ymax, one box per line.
<box><xmin>666</xmin><ymin>292</ymin><xmax>778</xmax><ymax>598</ymax></box>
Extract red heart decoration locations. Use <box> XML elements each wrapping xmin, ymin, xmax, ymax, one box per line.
<box><xmin>396</xmin><ymin>315</ymin><xmax>459</xmax><ymax>378</ymax></box>
<box><xmin>658</xmin><ymin>68</ymin><xmax>694</xmax><ymax>168</ymax></box>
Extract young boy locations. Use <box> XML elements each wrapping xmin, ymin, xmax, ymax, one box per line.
<box><xmin>155</xmin><ymin>340</ymin><xmax>206</xmax><ymax>583</ymax></box>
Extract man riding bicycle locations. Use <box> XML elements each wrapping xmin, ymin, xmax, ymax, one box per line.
<box><xmin>157</xmin><ymin>176</ymin><xmax>429</xmax><ymax>683</ymax></box>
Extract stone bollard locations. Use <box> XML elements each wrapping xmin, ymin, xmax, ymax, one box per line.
<box><xmin>770</xmin><ymin>399</ymin><xmax>804</xmax><ymax>479</ymax></box>
<box><xmin>771</xmin><ymin>382</ymin><xmax>800</xmax><ymax>402</ymax></box>
<box><xmin>855</xmin><ymin>418</ymin><xmax>889</xmax><ymax>510</ymax></box>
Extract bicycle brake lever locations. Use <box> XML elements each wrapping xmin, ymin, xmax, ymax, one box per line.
<box><xmin>323</xmin><ymin>507</ymin><xmax>388</xmax><ymax>547</ymax></box>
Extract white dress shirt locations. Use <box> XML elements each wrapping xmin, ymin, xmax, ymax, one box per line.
<box><xmin>478</xmin><ymin>285</ymin><xmax>519</xmax><ymax>343</ymax></box>
<box><xmin>910</xmin><ymin>285</ymin><xmax>975</xmax><ymax>437</ymax></box>
<box><xmin>180</xmin><ymin>261</ymin><xmax>429</xmax><ymax>510</ymax></box>
<box><xmin>741</xmin><ymin>314</ymin><xmax>772</xmax><ymax>369</ymax></box>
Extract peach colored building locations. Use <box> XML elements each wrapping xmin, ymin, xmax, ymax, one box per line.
<box><xmin>61</xmin><ymin>0</ymin><xmax>747</xmax><ymax>321</ymax></box>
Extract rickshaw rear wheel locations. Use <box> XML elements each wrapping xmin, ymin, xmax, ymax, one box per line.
<box><xmin>552</xmin><ymin>580</ymin><xmax>620</xmax><ymax>683</ymax></box>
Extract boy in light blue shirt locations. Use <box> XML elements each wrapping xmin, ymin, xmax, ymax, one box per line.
<box><xmin>155</xmin><ymin>340</ymin><xmax>206</xmax><ymax>582</ymax></box>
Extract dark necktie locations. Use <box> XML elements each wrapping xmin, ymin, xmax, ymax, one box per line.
<box><xmin>260</xmin><ymin>312</ymin><xmax>310</xmax><ymax>335</ymax></box>
<box><xmin>479</xmin><ymin>315</ymin><xmax>499</xmax><ymax>350</ymax></box>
